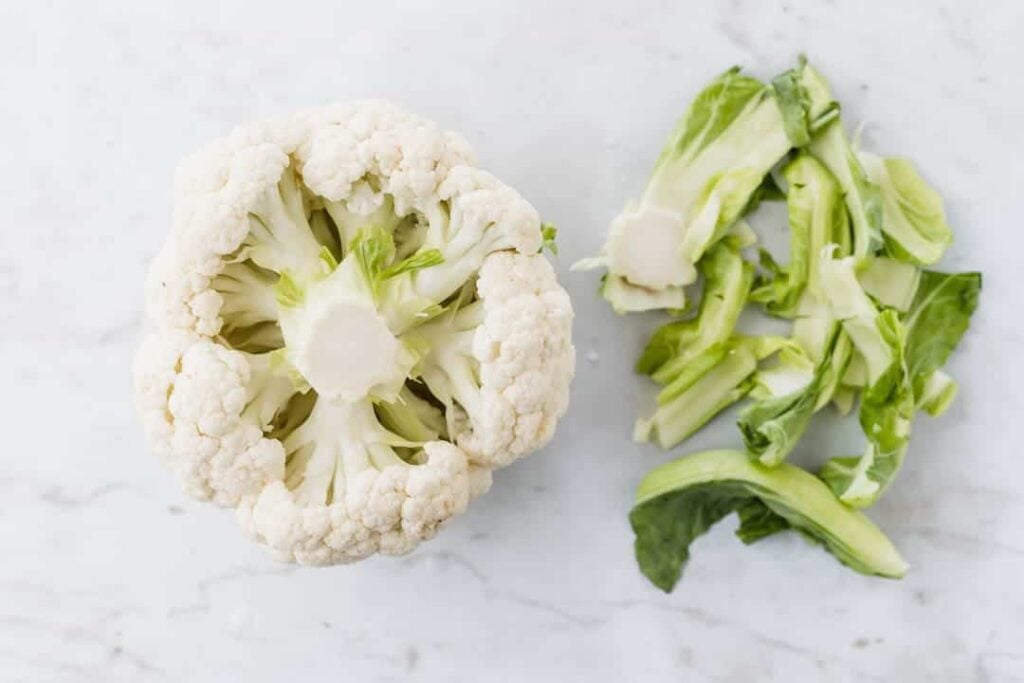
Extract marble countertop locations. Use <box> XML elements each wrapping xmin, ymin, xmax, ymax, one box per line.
<box><xmin>3</xmin><ymin>1</ymin><xmax>1022</xmax><ymax>681</ymax></box>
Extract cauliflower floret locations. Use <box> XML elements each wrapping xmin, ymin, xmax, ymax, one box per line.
<box><xmin>134</xmin><ymin>329</ymin><xmax>198</xmax><ymax>455</ymax></box>
<box><xmin>236</xmin><ymin>400</ymin><xmax>471</xmax><ymax>565</ymax></box>
<box><xmin>134</xmin><ymin>334</ymin><xmax>296</xmax><ymax>505</ymax></box>
<box><xmin>416</xmin><ymin>252</ymin><xmax>575</xmax><ymax>468</ymax></box>
<box><xmin>407</xmin><ymin>167</ymin><xmax>544</xmax><ymax>307</ymax></box>
<box><xmin>297</xmin><ymin>100</ymin><xmax>475</xmax><ymax>214</ymax></box>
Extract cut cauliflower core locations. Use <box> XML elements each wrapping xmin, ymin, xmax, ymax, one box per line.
<box><xmin>134</xmin><ymin>101</ymin><xmax>574</xmax><ymax>565</ymax></box>
<box><xmin>279</xmin><ymin>260</ymin><xmax>414</xmax><ymax>403</ymax></box>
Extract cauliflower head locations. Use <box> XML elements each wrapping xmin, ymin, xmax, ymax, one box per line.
<box><xmin>134</xmin><ymin>101</ymin><xmax>574</xmax><ymax>565</ymax></box>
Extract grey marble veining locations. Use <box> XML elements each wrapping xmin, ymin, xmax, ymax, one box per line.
<box><xmin>1</xmin><ymin>1</ymin><xmax>1022</xmax><ymax>681</ymax></box>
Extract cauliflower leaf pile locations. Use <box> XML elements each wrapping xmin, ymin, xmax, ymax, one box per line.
<box><xmin>581</xmin><ymin>58</ymin><xmax>980</xmax><ymax>591</ymax></box>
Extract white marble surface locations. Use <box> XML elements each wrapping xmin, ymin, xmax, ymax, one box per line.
<box><xmin>2</xmin><ymin>1</ymin><xmax>1023</xmax><ymax>681</ymax></box>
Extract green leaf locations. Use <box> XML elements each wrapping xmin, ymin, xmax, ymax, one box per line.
<box><xmin>274</xmin><ymin>271</ymin><xmax>305</xmax><ymax>308</ymax></box>
<box><xmin>751</xmin><ymin>153</ymin><xmax>848</xmax><ymax>317</ymax></box>
<box><xmin>318</xmin><ymin>245</ymin><xmax>339</xmax><ymax>272</ymax></box>
<box><xmin>856</xmin><ymin>256</ymin><xmax>921</xmax><ymax>311</ymax></box>
<box><xmin>649</xmin><ymin>243</ymin><xmax>753</xmax><ymax>385</ymax></box>
<box><xmin>659</xmin><ymin>67</ymin><xmax>767</xmax><ymax>167</ymax></box>
<box><xmin>819</xmin><ymin>444</ymin><xmax>904</xmax><ymax>508</ymax></box>
<box><xmin>740</xmin><ymin>380</ymin><xmax>819</xmax><ymax>466</ymax></box>
<box><xmin>350</xmin><ymin>225</ymin><xmax>396</xmax><ymax>295</ymax></box>
<box><xmin>903</xmin><ymin>270</ymin><xmax>981</xmax><ymax>402</ymax></box>
<box><xmin>657</xmin><ymin>343</ymin><xmax>729</xmax><ymax>405</ymax></box>
<box><xmin>813</xmin><ymin>124</ymin><xmax>883</xmax><ymax>260</ymax></box>
<box><xmin>749</xmin><ymin>340</ymin><xmax>815</xmax><ymax>399</ymax></box>
<box><xmin>854</xmin><ymin>314</ymin><xmax>914</xmax><ymax>463</ymax></box>
<box><xmin>382</xmin><ymin>249</ymin><xmax>444</xmax><ymax>280</ymax></box>
<box><xmin>778</xmin><ymin>55</ymin><xmax>841</xmax><ymax>138</ymax></box>
<box><xmin>819</xmin><ymin>254</ymin><xmax>892</xmax><ymax>378</ymax></box>
<box><xmin>632</xmin><ymin>482</ymin><xmax>745</xmax><ymax>592</ymax></box>
<box><xmin>917</xmin><ymin>369</ymin><xmax>958</xmax><ymax>417</ymax></box>
<box><xmin>860</xmin><ymin>153</ymin><xmax>953</xmax><ymax>265</ymax></box>
<box><xmin>771</xmin><ymin>61</ymin><xmax>813</xmax><ymax>147</ymax></box>
<box><xmin>735</xmin><ymin>499</ymin><xmax>791</xmax><ymax>544</ymax></box>
<box><xmin>815</xmin><ymin>331</ymin><xmax>854</xmax><ymax>410</ymax></box>
<box><xmin>819</xmin><ymin>454</ymin><xmax>866</xmax><ymax>502</ymax></box>
<box><xmin>350</xmin><ymin>226</ymin><xmax>445</xmax><ymax>305</ymax></box>
<box><xmin>802</xmin><ymin>64</ymin><xmax>883</xmax><ymax>261</ymax></box>
<box><xmin>630</xmin><ymin>450</ymin><xmax>908</xmax><ymax>592</ymax></box>
<box><xmin>636</xmin><ymin>339</ymin><xmax>758</xmax><ymax>450</ymax></box>
<box><xmin>679</xmin><ymin>168</ymin><xmax>767</xmax><ymax>266</ymax></box>
<box><xmin>739</xmin><ymin>328</ymin><xmax>844</xmax><ymax>467</ymax></box>
<box><xmin>539</xmin><ymin>222</ymin><xmax>558</xmax><ymax>255</ymax></box>
<box><xmin>819</xmin><ymin>253</ymin><xmax>916</xmax><ymax>506</ymax></box>
<box><xmin>636</xmin><ymin>320</ymin><xmax>698</xmax><ymax>376</ymax></box>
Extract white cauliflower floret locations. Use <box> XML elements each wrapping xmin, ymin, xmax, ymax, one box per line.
<box><xmin>134</xmin><ymin>100</ymin><xmax>574</xmax><ymax>566</ymax></box>
<box><xmin>416</xmin><ymin>252</ymin><xmax>575</xmax><ymax>468</ymax></box>
<box><xmin>236</xmin><ymin>401</ymin><xmax>471</xmax><ymax>565</ymax></box>
<box><xmin>297</xmin><ymin>100</ymin><xmax>475</xmax><ymax>214</ymax></box>
<box><xmin>134</xmin><ymin>329</ymin><xmax>199</xmax><ymax>455</ymax></box>
<box><xmin>408</xmin><ymin>167</ymin><xmax>544</xmax><ymax>306</ymax></box>
<box><xmin>135</xmin><ymin>334</ymin><xmax>295</xmax><ymax>505</ymax></box>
